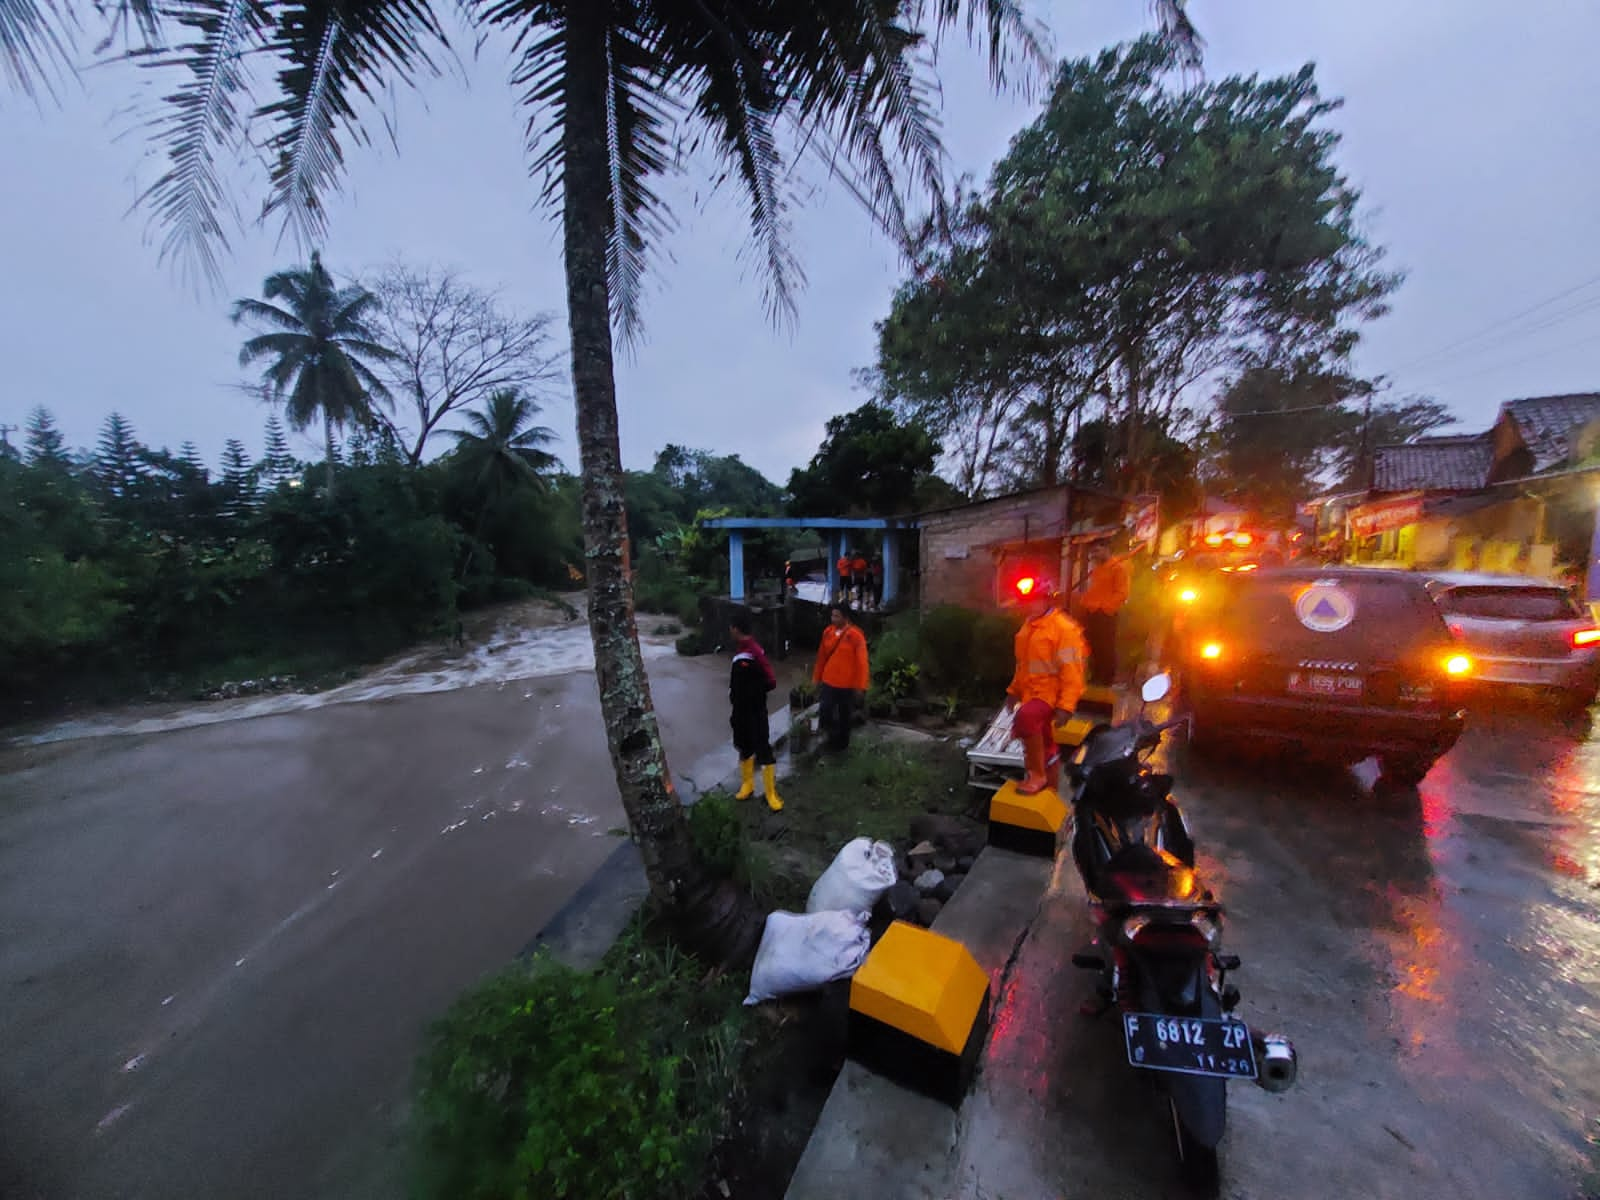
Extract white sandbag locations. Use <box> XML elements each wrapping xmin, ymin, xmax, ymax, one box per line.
<box><xmin>743</xmin><ymin>909</ymin><xmax>872</xmax><ymax>1005</ymax></box>
<box><xmin>806</xmin><ymin>837</ymin><xmax>898</xmax><ymax>914</ymax></box>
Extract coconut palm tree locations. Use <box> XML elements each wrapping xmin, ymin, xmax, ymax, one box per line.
<box><xmin>233</xmin><ymin>252</ymin><xmax>396</xmax><ymax>497</ymax></box>
<box><xmin>450</xmin><ymin>389</ymin><xmax>560</xmax><ymax>574</ymax></box>
<box><xmin>5</xmin><ymin>1</ymin><xmax>1199</xmax><ymax>963</ymax></box>
<box><xmin>450</xmin><ymin>389</ymin><xmax>559</xmax><ymax>504</ymax></box>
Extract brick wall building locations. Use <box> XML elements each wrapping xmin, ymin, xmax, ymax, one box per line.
<box><xmin>917</xmin><ymin>485</ymin><xmax>1129</xmax><ymax>611</ymax></box>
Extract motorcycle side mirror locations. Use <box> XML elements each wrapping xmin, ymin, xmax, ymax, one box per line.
<box><xmin>1140</xmin><ymin>673</ymin><xmax>1172</xmax><ymax>704</ymax></box>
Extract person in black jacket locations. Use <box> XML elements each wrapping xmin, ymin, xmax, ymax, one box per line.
<box><xmin>729</xmin><ymin>612</ymin><xmax>782</xmax><ymax>812</ymax></box>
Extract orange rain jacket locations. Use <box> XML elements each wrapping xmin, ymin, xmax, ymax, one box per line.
<box><xmin>1082</xmin><ymin>558</ymin><xmax>1132</xmax><ymax>614</ymax></box>
<box><xmin>815</xmin><ymin>622</ymin><xmax>871</xmax><ymax>691</ymax></box>
<box><xmin>1008</xmin><ymin>608</ymin><xmax>1088</xmax><ymax>711</ymax></box>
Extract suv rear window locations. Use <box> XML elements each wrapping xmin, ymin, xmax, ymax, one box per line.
<box><xmin>1436</xmin><ymin>586</ymin><xmax>1578</xmax><ymax>621</ymax></box>
<box><xmin>1207</xmin><ymin>574</ymin><xmax>1445</xmax><ymax>657</ymax></box>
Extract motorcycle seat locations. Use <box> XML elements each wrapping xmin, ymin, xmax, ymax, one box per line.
<box><xmin>1093</xmin><ymin>844</ymin><xmax>1202</xmax><ymax>906</ymax></box>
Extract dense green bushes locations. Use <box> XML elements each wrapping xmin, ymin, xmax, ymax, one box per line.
<box><xmin>0</xmin><ymin>414</ymin><xmax>584</xmax><ymax>705</ymax></box>
<box><xmin>866</xmin><ymin>605</ymin><xmax>1019</xmax><ymax>712</ymax></box>
<box><xmin>411</xmin><ymin>934</ymin><xmax>743</xmax><ymax>1200</ymax></box>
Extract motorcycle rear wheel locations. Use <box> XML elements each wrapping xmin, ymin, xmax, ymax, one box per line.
<box><xmin>1170</xmin><ymin>1097</ymin><xmax>1221</xmax><ymax>1190</ymax></box>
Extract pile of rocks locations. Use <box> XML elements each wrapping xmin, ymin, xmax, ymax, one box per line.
<box><xmin>876</xmin><ymin>813</ymin><xmax>986</xmax><ymax>929</ymax></box>
<box><xmin>197</xmin><ymin>675</ymin><xmax>299</xmax><ymax>701</ymax></box>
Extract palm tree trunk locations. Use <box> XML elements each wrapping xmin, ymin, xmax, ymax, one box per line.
<box><xmin>560</xmin><ymin>6</ymin><xmax>761</xmax><ymax>966</ymax></box>
<box><xmin>323</xmin><ymin>412</ymin><xmax>337</xmax><ymax>499</ymax></box>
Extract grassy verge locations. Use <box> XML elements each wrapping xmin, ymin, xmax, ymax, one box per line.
<box><xmin>409</xmin><ymin>729</ymin><xmax>973</xmax><ymax>1200</ymax></box>
<box><xmin>411</xmin><ymin>919</ymin><xmax>747</xmax><ymax>1200</ymax></box>
<box><xmin>735</xmin><ymin>734</ymin><xmax>971</xmax><ymax>912</ymax></box>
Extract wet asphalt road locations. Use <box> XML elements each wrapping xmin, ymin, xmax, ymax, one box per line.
<box><xmin>956</xmin><ymin>699</ymin><xmax>1600</xmax><ymax>1199</ymax></box>
<box><xmin>0</xmin><ymin>649</ymin><xmax>760</xmax><ymax>1200</ymax></box>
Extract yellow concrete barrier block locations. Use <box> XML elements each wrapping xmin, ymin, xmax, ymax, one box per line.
<box><xmin>1079</xmin><ymin>683</ymin><xmax>1117</xmax><ymax>712</ymax></box>
<box><xmin>850</xmin><ymin>922</ymin><xmax>989</xmax><ymax>1055</ymax></box>
<box><xmin>847</xmin><ymin>922</ymin><xmax>993</xmax><ymax>1104</ymax></box>
<box><xmin>989</xmin><ymin>779</ymin><xmax>1067</xmax><ymax>834</ymax></box>
<box><xmin>1054</xmin><ymin>714</ymin><xmax>1095</xmax><ymax>748</ymax></box>
<box><xmin>987</xmin><ymin>779</ymin><xmax>1066</xmax><ymax>857</ymax></box>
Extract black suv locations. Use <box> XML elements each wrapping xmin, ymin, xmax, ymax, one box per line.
<box><xmin>1175</xmin><ymin>567</ymin><xmax>1468</xmax><ymax>785</ymax></box>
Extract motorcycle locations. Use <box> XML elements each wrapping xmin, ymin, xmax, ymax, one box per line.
<box><xmin>1066</xmin><ymin>673</ymin><xmax>1297</xmax><ymax>1186</ymax></box>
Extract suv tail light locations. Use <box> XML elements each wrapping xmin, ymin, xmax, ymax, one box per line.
<box><xmin>1443</xmin><ymin>653</ymin><xmax>1472</xmax><ymax>677</ymax></box>
<box><xmin>1198</xmin><ymin>641</ymin><xmax>1224</xmax><ymax>662</ymax></box>
<box><xmin>1572</xmin><ymin>628</ymin><xmax>1600</xmax><ymax>649</ymax></box>
<box><xmin>1447</xmin><ymin>622</ymin><xmax>1465</xmax><ymax>641</ymax></box>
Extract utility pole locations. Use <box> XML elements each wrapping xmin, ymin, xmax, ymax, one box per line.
<box><xmin>1360</xmin><ymin>392</ymin><xmax>1374</xmax><ymax>491</ymax></box>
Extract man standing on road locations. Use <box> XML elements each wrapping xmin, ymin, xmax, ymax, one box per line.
<box><xmin>1080</xmin><ymin>538</ymin><xmax>1134</xmax><ymax>686</ymax></box>
<box><xmin>852</xmin><ymin>551</ymin><xmax>870</xmax><ymax>608</ymax></box>
<box><xmin>729</xmin><ymin>612</ymin><xmax>782</xmax><ymax>812</ymax></box>
<box><xmin>836</xmin><ymin>551</ymin><xmax>853</xmax><ymax>605</ymax></box>
<box><xmin>814</xmin><ymin>605</ymin><xmax>870</xmax><ymax>752</ymax></box>
<box><xmin>1007</xmin><ymin>578</ymin><xmax>1088</xmax><ymax>795</ymax></box>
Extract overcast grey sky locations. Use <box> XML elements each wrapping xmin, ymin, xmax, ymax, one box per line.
<box><xmin>3</xmin><ymin>1</ymin><xmax>1598</xmax><ymax>481</ymax></box>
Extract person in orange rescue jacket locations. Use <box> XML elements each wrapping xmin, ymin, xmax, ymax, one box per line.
<box><xmin>1006</xmin><ymin>578</ymin><xmax>1088</xmax><ymax>795</ymax></box>
<box><xmin>1080</xmin><ymin>539</ymin><xmax>1134</xmax><ymax>686</ymax></box>
<box><xmin>814</xmin><ymin>604</ymin><xmax>870</xmax><ymax>751</ymax></box>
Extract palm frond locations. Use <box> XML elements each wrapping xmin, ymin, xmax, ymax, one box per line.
<box><xmin>285</xmin><ymin>364</ymin><xmax>323</xmax><ymax>429</ymax></box>
<box><xmin>259</xmin><ymin>0</ymin><xmax>448</xmax><ymax>246</ymax></box>
<box><xmin>918</xmin><ymin>0</ymin><xmax>1051</xmax><ymax>91</ymax></box>
<box><xmin>96</xmin><ymin>0</ymin><xmax>163</xmax><ymax>52</ymax></box>
<box><xmin>260</xmin><ymin>264</ymin><xmax>311</xmax><ymax>307</ymax></box>
<box><xmin>132</xmin><ymin>0</ymin><xmax>272</xmax><ymax>290</ymax></box>
<box><xmin>603</xmin><ymin>19</ymin><xmax>676</xmax><ymax>346</ymax></box>
<box><xmin>230</xmin><ymin>294</ymin><xmax>306</xmax><ymax>331</ymax></box>
<box><xmin>341</xmin><ymin>348</ymin><xmax>394</xmax><ymax>402</ymax></box>
<box><xmin>503</xmin><ymin>17</ymin><xmax>565</xmax><ymax>203</ymax></box>
<box><xmin>329</xmin><ymin>284</ymin><xmax>385</xmax><ymax>333</ymax></box>
<box><xmin>319</xmin><ymin>347</ymin><xmax>377</xmax><ymax>425</ymax></box>
<box><xmin>1</xmin><ymin>0</ymin><xmax>75</xmax><ymax>99</ymax></box>
<box><xmin>335</xmin><ymin>334</ymin><xmax>399</xmax><ymax>363</ymax></box>
<box><xmin>671</xmin><ymin>18</ymin><xmax>801</xmax><ymax>325</ymax></box>
<box><xmin>239</xmin><ymin>329</ymin><xmax>311</xmax><ymax>367</ymax></box>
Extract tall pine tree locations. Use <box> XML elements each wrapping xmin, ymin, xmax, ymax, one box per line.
<box><xmin>262</xmin><ymin>414</ymin><xmax>295</xmax><ymax>488</ymax></box>
<box><xmin>95</xmin><ymin>412</ymin><xmax>145</xmax><ymax>499</ymax></box>
<box><xmin>24</xmin><ymin>406</ymin><xmax>70</xmax><ymax>469</ymax></box>
<box><xmin>177</xmin><ymin>440</ymin><xmax>207</xmax><ymax>479</ymax></box>
<box><xmin>220</xmin><ymin>438</ymin><xmax>256</xmax><ymax>516</ymax></box>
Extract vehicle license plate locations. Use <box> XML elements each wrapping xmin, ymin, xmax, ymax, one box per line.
<box><xmin>1123</xmin><ymin>1012</ymin><xmax>1257</xmax><ymax>1079</ymax></box>
<box><xmin>1286</xmin><ymin>671</ymin><xmax>1363</xmax><ymax>699</ymax></box>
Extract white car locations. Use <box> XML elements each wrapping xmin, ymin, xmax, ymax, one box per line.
<box><xmin>1423</xmin><ymin>572</ymin><xmax>1600</xmax><ymax>710</ymax></box>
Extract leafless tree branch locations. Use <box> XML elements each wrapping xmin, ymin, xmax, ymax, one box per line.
<box><xmin>367</xmin><ymin>263</ymin><xmax>564</xmax><ymax>465</ymax></box>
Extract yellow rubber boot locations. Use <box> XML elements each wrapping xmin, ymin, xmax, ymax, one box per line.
<box><xmin>762</xmin><ymin>764</ymin><xmax>783</xmax><ymax>813</ymax></box>
<box><xmin>734</xmin><ymin>758</ymin><xmax>756</xmax><ymax>800</ymax></box>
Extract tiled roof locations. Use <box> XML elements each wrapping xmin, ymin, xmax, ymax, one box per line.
<box><xmin>1502</xmin><ymin>393</ymin><xmax>1600</xmax><ymax>472</ymax></box>
<box><xmin>1372</xmin><ymin>435</ymin><xmax>1493</xmax><ymax>493</ymax></box>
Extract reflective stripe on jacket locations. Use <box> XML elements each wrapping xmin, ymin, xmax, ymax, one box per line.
<box><xmin>1008</xmin><ymin>609</ymin><xmax>1088</xmax><ymax>711</ymax></box>
<box><xmin>815</xmin><ymin>623</ymin><xmax>870</xmax><ymax>691</ymax></box>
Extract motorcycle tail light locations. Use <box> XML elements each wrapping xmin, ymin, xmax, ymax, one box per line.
<box><xmin>1572</xmin><ymin>628</ymin><xmax>1600</xmax><ymax>648</ymax></box>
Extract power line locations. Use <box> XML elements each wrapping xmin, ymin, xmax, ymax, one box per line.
<box><xmin>1399</xmin><ymin>290</ymin><xmax>1600</xmax><ymax>375</ymax></box>
<box><xmin>1408</xmin><ymin>329</ymin><xmax>1600</xmax><ymax>391</ymax></box>
<box><xmin>1387</xmin><ymin>271</ymin><xmax>1600</xmax><ymax>374</ymax></box>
